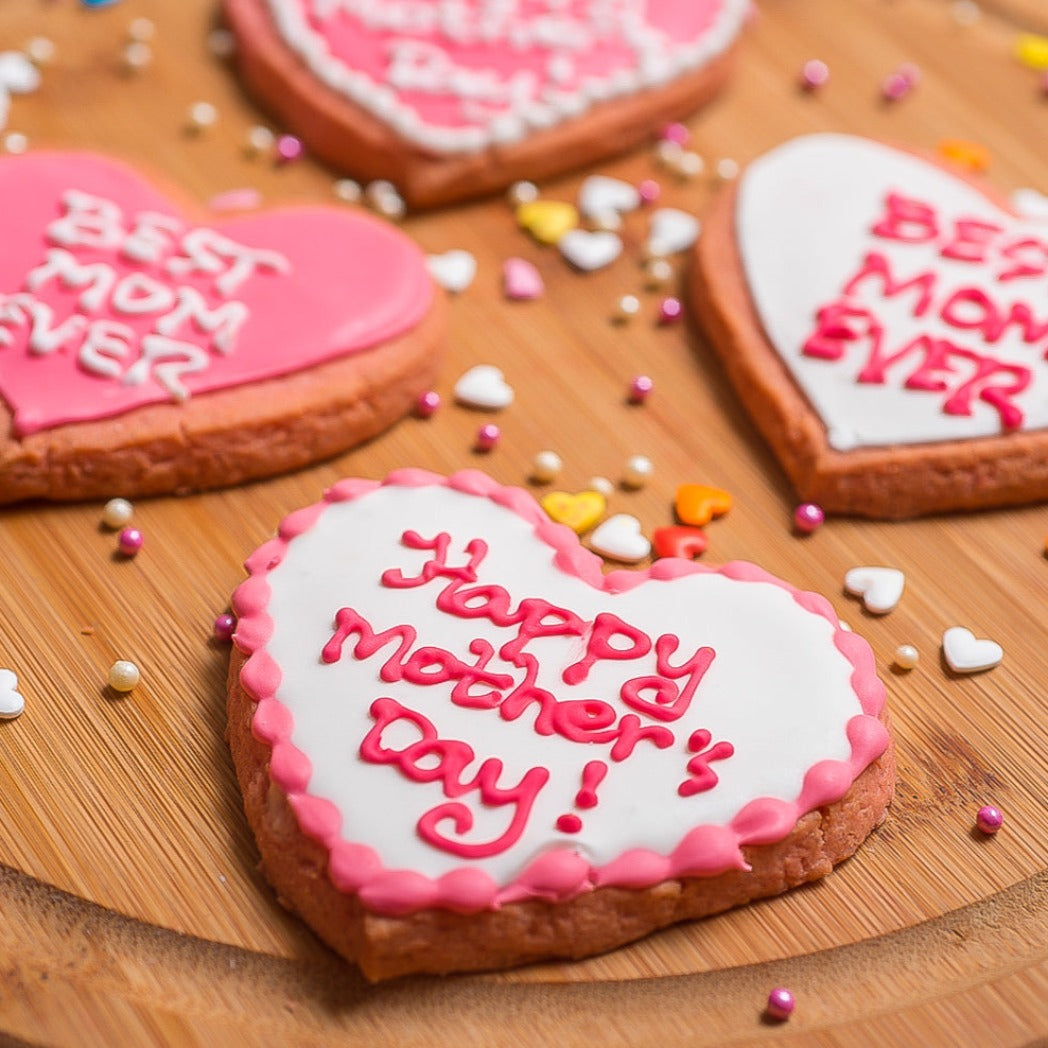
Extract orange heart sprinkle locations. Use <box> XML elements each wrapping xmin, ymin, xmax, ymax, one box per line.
<box><xmin>936</xmin><ymin>138</ymin><xmax>991</xmax><ymax>173</ymax></box>
<box><xmin>675</xmin><ymin>484</ymin><xmax>733</xmax><ymax>527</ymax></box>
<box><xmin>540</xmin><ymin>490</ymin><xmax>606</xmax><ymax>534</ymax></box>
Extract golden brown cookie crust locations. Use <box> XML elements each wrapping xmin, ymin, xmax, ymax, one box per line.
<box><xmin>222</xmin><ymin>0</ymin><xmax>741</xmax><ymax>210</ymax></box>
<box><xmin>0</xmin><ymin>294</ymin><xmax>446</xmax><ymax>504</ymax></box>
<box><xmin>226</xmin><ymin>642</ymin><xmax>895</xmax><ymax>981</ymax></box>
<box><xmin>690</xmin><ymin>179</ymin><xmax>1048</xmax><ymax>520</ymax></box>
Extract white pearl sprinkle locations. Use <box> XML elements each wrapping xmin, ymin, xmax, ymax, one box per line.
<box><xmin>715</xmin><ymin>157</ymin><xmax>740</xmax><ymax>181</ymax></box>
<box><xmin>951</xmin><ymin>0</ymin><xmax>980</xmax><ymax>25</ymax></box>
<box><xmin>653</xmin><ymin>139</ymin><xmax>684</xmax><ymax>168</ymax></box>
<box><xmin>894</xmin><ymin>644</ymin><xmax>919</xmax><ymax>670</ymax></box>
<box><xmin>589</xmin><ymin>476</ymin><xmax>614</xmax><ymax>498</ymax></box>
<box><xmin>675</xmin><ymin>151</ymin><xmax>705</xmax><ymax>179</ymax></box>
<box><xmin>122</xmin><ymin>41</ymin><xmax>152</xmax><ymax>72</ymax></box>
<box><xmin>334</xmin><ymin>178</ymin><xmax>362</xmax><ymax>204</ymax></box>
<box><xmin>108</xmin><ymin>660</ymin><xmax>140</xmax><ymax>693</ymax></box>
<box><xmin>614</xmin><ymin>293</ymin><xmax>641</xmax><ymax>322</ymax></box>
<box><xmin>622</xmin><ymin>454</ymin><xmax>653</xmax><ymax>489</ymax></box>
<box><xmin>507</xmin><ymin>180</ymin><xmax>539</xmax><ymax>206</ymax></box>
<box><xmin>245</xmin><ymin>125</ymin><xmax>274</xmax><ymax>155</ymax></box>
<box><xmin>366</xmin><ymin>180</ymin><xmax>405</xmax><ymax>218</ymax></box>
<box><xmin>3</xmin><ymin>133</ymin><xmax>28</xmax><ymax>155</ymax></box>
<box><xmin>644</xmin><ymin>257</ymin><xmax>674</xmax><ymax>289</ymax></box>
<box><xmin>101</xmin><ymin>497</ymin><xmax>134</xmax><ymax>529</ymax></box>
<box><xmin>128</xmin><ymin>18</ymin><xmax>156</xmax><ymax>42</ymax></box>
<box><xmin>25</xmin><ymin>37</ymin><xmax>55</xmax><ymax>65</ymax></box>
<box><xmin>188</xmin><ymin>101</ymin><xmax>218</xmax><ymax>130</ymax></box>
<box><xmin>531</xmin><ymin>450</ymin><xmax>563</xmax><ymax>483</ymax></box>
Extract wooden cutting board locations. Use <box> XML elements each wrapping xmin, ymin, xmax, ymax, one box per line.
<box><xmin>0</xmin><ymin>0</ymin><xmax>1045</xmax><ymax>1043</ymax></box>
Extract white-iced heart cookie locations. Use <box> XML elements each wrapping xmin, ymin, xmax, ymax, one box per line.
<box><xmin>222</xmin><ymin>0</ymin><xmax>750</xmax><ymax>209</ymax></box>
<box><xmin>691</xmin><ymin>132</ymin><xmax>1048</xmax><ymax>519</ymax></box>
<box><xmin>227</xmin><ymin>469</ymin><xmax>894</xmax><ymax>979</ymax></box>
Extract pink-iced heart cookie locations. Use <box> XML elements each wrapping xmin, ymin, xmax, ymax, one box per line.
<box><xmin>227</xmin><ymin>469</ymin><xmax>894</xmax><ymax>980</ymax></box>
<box><xmin>691</xmin><ymin>132</ymin><xmax>1048</xmax><ymax>519</ymax></box>
<box><xmin>0</xmin><ymin>151</ymin><xmax>445</xmax><ymax>504</ymax></box>
<box><xmin>222</xmin><ymin>0</ymin><xmax>750</xmax><ymax>209</ymax></box>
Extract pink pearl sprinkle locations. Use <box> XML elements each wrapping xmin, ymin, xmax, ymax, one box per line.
<box><xmin>793</xmin><ymin>502</ymin><xmax>825</xmax><ymax>534</ymax></box>
<box><xmin>800</xmin><ymin>58</ymin><xmax>830</xmax><ymax>90</ymax></box>
<box><xmin>475</xmin><ymin>423</ymin><xmax>500</xmax><ymax>451</ymax></box>
<box><xmin>117</xmin><ymin>526</ymin><xmax>144</xmax><ymax>556</ymax></box>
<box><xmin>660</xmin><ymin>122</ymin><xmax>690</xmax><ymax>146</ymax></box>
<box><xmin>415</xmin><ymin>390</ymin><xmax>441</xmax><ymax>418</ymax></box>
<box><xmin>976</xmin><ymin>805</ymin><xmax>1003</xmax><ymax>834</ymax></box>
<box><xmin>629</xmin><ymin>375</ymin><xmax>654</xmax><ymax>403</ymax></box>
<box><xmin>881</xmin><ymin>71</ymin><xmax>912</xmax><ymax>101</ymax></box>
<box><xmin>275</xmin><ymin>134</ymin><xmax>303</xmax><ymax>163</ymax></box>
<box><xmin>638</xmin><ymin>178</ymin><xmax>661</xmax><ymax>205</ymax></box>
<box><xmin>766</xmin><ymin>987</ymin><xmax>795</xmax><ymax>1021</ymax></box>
<box><xmin>213</xmin><ymin>613</ymin><xmax>236</xmax><ymax>643</ymax></box>
<box><xmin>659</xmin><ymin>297</ymin><xmax>683</xmax><ymax>324</ymax></box>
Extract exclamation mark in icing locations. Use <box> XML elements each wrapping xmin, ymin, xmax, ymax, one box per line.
<box><xmin>555</xmin><ymin>760</ymin><xmax>608</xmax><ymax>834</ymax></box>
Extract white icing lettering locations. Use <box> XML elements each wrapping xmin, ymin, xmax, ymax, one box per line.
<box><xmin>110</xmin><ymin>272</ymin><xmax>177</xmax><ymax>316</ymax></box>
<box><xmin>46</xmin><ymin>190</ymin><xmax>125</xmax><ymax>251</ymax></box>
<box><xmin>27</xmin><ymin>247</ymin><xmax>117</xmax><ymax>313</ymax></box>
<box><xmin>0</xmin><ymin>293</ymin><xmax>87</xmax><ymax>354</ymax></box>
<box><xmin>78</xmin><ymin>320</ymin><xmax>135</xmax><ymax>379</ymax></box>
<box><xmin>165</xmin><ymin>227</ymin><xmax>290</xmax><ymax>297</ymax></box>
<box><xmin>123</xmin><ymin>335</ymin><xmax>210</xmax><ymax>400</ymax></box>
<box><xmin>121</xmin><ymin>211</ymin><xmax>185</xmax><ymax>265</ymax></box>
<box><xmin>153</xmin><ymin>286</ymin><xmax>248</xmax><ymax>354</ymax></box>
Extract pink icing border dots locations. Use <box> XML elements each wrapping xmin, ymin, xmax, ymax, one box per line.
<box><xmin>232</xmin><ymin>469</ymin><xmax>889</xmax><ymax>916</ymax></box>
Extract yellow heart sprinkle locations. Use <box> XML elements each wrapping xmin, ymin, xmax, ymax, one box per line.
<box><xmin>516</xmin><ymin>199</ymin><xmax>580</xmax><ymax>245</ymax></box>
<box><xmin>541</xmin><ymin>490</ymin><xmax>606</xmax><ymax>534</ymax></box>
<box><xmin>1015</xmin><ymin>33</ymin><xmax>1048</xmax><ymax>70</ymax></box>
<box><xmin>675</xmin><ymin>483</ymin><xmax>733</xmax><ymax>527</ymax></box>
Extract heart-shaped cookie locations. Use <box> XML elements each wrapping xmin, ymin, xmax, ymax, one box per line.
<box><xmin>228</xmin><ymin>470</ymin><xmax>893</xmax><ymax>979</ymax></box>
<box><xmin>0</xmin><ymin>151</ymin><xmax>444</xmax><ymax>503</ymax></box>
<box><xmin>692</xmin><ymin>132</ymin><xmax>1048</xmax><ymax>518</ymax></box>
<box><xmin>223</xmin><ymin>0</ymin><xmax>750</xmax><ymax>208</ymax></box>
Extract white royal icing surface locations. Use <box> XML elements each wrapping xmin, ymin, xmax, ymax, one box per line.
<box><xmin>737</xmin><ymin>133</ymin><xmax>1048</xmax><ymax>450</ymax></box>
<box><xmin>259</xmin><ymin>481</ymin><xmax>865</xmax><ymax>886</ymax></box>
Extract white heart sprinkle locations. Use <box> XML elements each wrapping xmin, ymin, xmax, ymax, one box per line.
<box><xmin>0</xmin><ymin>668</ymin><xmax>25</xmax><ymax>719</ymax></box>
<box><xmin>426</xmin><ymin>249</ymin><xmax>477</xmax><ymax>293</ymax></box>
<box><xmin>1011</xmin><ymin>187</ymin><xmax>1048</xmax><ymax>221</ymax></box>
<box><xmin>647</xmin><ymin>207</ymin><xmax>701</xmax><ymax>257</ymax></box>
<box><xmin>453</xmin><ymin>364</ymin><xmax>514</xmax><ymax>410</ymax></box>
<box><xmin>0</xmin><ymin>52</ymin><xmax>42</xmax><ymax>95</ymax></box>
<box><xmin>942</xmin><ymin>626</ymin><xmax>1003</xmax><ymax>673</ymax></box>
<box><xmin>577</xmin><ymin>174</ymin><xmax>640</xmax><ymax>219</ymax></box>
<box><xmin>844</xmin><ymin>566</ymin><xmax>905</xmax><ymax>614</ymax></box>
<box><xmin>589</xmin><ymin>513</ymin><xmax>651</xmax><ymax>563</ymax></box>
<box><xmin>558</xmin><ymin>229</ymin><xmax>623</xmax><ymax>271</ymax></box>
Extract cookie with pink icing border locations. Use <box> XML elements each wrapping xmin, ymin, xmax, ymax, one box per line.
<box><xmin>227</xmin><ymin>469</ymin><xmax>894</xmax><ymax>979</ymax></box>
<box><xmin>691</xmin><ymin>132</ymin><xmax>1048</xmax><ymax>519</ymax></box>
<box><xmin>221</xmin><ymin>0</ymin><xmax>750</xmax><ymax>209</ymax></box>
<box><xmin>0</xmin><ymin>151</ymin><xmax>445</xmax><ymax>504</ymax></box>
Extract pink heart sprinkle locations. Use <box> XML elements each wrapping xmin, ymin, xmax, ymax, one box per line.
<box><xmin>503</xmin><ymin>257</ymin><xmax>544</xmax><ymax>301</ymax></box>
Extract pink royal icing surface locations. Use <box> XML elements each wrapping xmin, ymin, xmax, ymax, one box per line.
<box><xmin>232</xmin><ymin>470</ymin><xmax>889</xmax><ymax>916</ymax></box>
<box><xmin>265</xmin><ymin>0</ymin><xmax>751</xmax><ymax>153</ymax></box>
<box><xmin>0</xmin><ymin>151</ymin><xmax>434</xmax><ymax>436</ymax></box>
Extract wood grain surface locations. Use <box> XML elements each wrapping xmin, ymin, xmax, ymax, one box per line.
<box><xmin>0</xmin><ymin>0</ymin><xmax>1046</xmax><ymax>1044</ymax></box>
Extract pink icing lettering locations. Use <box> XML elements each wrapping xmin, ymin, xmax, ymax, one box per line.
<box><xmin>562</xmin><ymin>612</ymin><xmax>652</xmax><ymax>686</ymax></box>
<box><xmin>842</xmin><ymin>251</ymin><xmax>936</xmax><ymax>317</ymax></box>
<box><xmin>802</xmin><ymin>302</ymin><xmax>877</xmax><ymax>361</ymax></box>
<box><xmin>322</xmin><ymin>606</ymin><xmax>417</xmax><ymax>680</ymax></box>
<box><xmin>678</xmin><ymin>729</ymin><xmax>735</xmax><ymax>797</ymax></box>
<box><xmin>998</xmin><ymin>237</ymin><xmax>1048</xmax><ymax>282</ymax></box>
<box><xmin>381</xmin><ymin>531</ymin><xmax>485</xmax><ymax>588</ymax></box>
<box><xmin>619</xmin><ymin>637</ymin><xmax>717</xmax><ymax>723</ymax></box>
<box><xmin>939</xmin><ymin>346</ymin><xmax>1029</xmax><ymax>428</ymax></box>
<box><xmin>940</xmin><ymin>217</ymin><xmax>1005</xmax><ymax>263</ymax></box>
<box><xmin>871</xmin><ymin>191</ymin><xmax>939</xmax><ymax>243</ymax></box>
<box><xmin>575</xmin><ymin>760</ymin><xmax>607</xmax><ymax>809</ymax></box>
<box><xmin>361</xmin><ymin>697</ymin><xmax>549</xmax><ymax>859</ymax></box>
